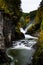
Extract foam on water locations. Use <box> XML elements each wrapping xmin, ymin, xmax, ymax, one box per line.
<box><xmin>6</xmin><ymin>21</ymin><xmax>38</xmax><ymax>65</ymax></box>
<box><xmin>6</xmin><ymin>39</ymin><xmax>37</xmax><ymax>65</ymax></box>
<box><xmin>20</xmin><ymin>22</ymin><xmax>38</xmax><ymax>40</ymax></box>
<box><xmin>25</xmin><ymin>34</ymin><xmax>38</xmax><ymax>39</ymax></box>
<box><xmin>20</xmin><ymin>24</ymin><xmax>33</xmax><ymax>34</ymax></box>
<box><xmin>20</xmin><ymin>28</ymin><xmax>38</xmax><ymax>40</ymax></box>
<box><xmin>12</xmin><ymin>44</ymin><xmax>32</xmax><ymax>50</ymax></box>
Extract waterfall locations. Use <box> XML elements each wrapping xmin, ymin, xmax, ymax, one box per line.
<box><xmin>20</xmin><ymin>24</ymin><xmax>33</xmax><ymax>34</ymax></box>
<box><xmin>20</xmin><ymin>22</ymin><xmax>38</xmax><ymax>39</ymax></box>
<box><xmin>6</xmin><ymin>21</ymin><xmax>38</xmax><ymax>65</ymax></box>
<box><xmin>25</xmin><ymin>34</ymin><xmax>38</xmax><ymax>39</ymax></box>
<box><xmin>6</xmin><ymin>39</ymin><xmax>36</xmax><ymax>65</ymax></box>
<box><xmin>25</xmin><ymin>24</ymin><xmax>33</xmax><ymax>33</ymax></box>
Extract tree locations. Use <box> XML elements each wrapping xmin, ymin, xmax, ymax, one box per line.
<box><xmin>32</xmin><ymin>1</ymin><xmax>43</xmax><ymax>65</ymax></box>
<box><xmin>0</xmin><ymin>0</ymin><xmax>22</xmax><ymax>25</ymax></box>
<box><xmin>5</xmin><ymin>0</ymin><xmax>22</xmax><ymax>25</ymax></box>
<box><xmin>40</xmin><ymin>0</ymin><xmax>43</xmax><ymax>7</ymax></box>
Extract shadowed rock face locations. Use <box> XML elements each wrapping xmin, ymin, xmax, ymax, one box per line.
<box><xmin>0</xmin><ymin>11</ymin><xmax>4</xmax><ymax>49</ymax></box>
<box><xmin>0</xmin><ymin>49</ymin><xmax>11</xmax><ymax>63</ymax></box>
<box><xmin>12</xmin><ymin>32</ymin><xmax>25</xmax><ymax>41</ymax></box>
<box><xmin>0</xmin><ymin>11</ymin><xmax>6</xmax><ymax>63</ymax></box>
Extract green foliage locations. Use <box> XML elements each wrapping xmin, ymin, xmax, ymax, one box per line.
<box><xmin>30</xmin><ymin>10</ymin><xmax>37</xmax><ymax>20</ymax></box>
<box><xmin>34</xmin><ymin>0</ymin><xmax>43</xmax><ymax>25</ymax></box>
<box><xmin>22</xmin><ymin>12</ymin><xmax>29</xmax><ymax>18</ymax></box>
<box><xmin>0</xmin><ymin>0</ymin><xmax>10</xmax><ymax>14</ymax></box>
<box><xmin>40</xmin><ymin>0</ymin><xmax>43</xmax><ymax>7</ymax></box>
<box><xmin>32</xmin><ymin>42</ymin><xmax>43</xmax><ymax>65</ymax></box>
<box><xmin>0</xmin><ymin>0</ymin><xmax>22</xmax><ymax>16</ymax></box>
<box><xmin>32</xmin><ymin>1</ymin><xmax>43</xmax><ymax>65</ymax></box>
<box><xmin>5</xmin><ymin>0</ymin><xmax>22</xmax><ymax>17</ymax></box>
<box><xmin>32</xmin><ymin>30</ymin><xmax>43</xmax><ymax>65</ymax></box>
<box><xmin>20</xmin><ymin>16</ymin><xmax>26</xmax><ymax>27</ymax></box>
<box><xmin>40</xmin><ymin>20</ymin><xmax>43</xmax><ymax>30</ymax></box>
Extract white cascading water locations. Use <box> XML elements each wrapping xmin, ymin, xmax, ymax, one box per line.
<box><xmin>6</xmin><ymin>22</ymin><xmax>38</xmax><ymax>65</ymax></box>
<box><xmin>20</xmin><ymin>24</ymin><xmax>33</xmax><ymax>34</ymax></box>
<box><xmin>20</xmin><ymin>23</ymin><xmax>38</xmax><ymax>39</ymax></box>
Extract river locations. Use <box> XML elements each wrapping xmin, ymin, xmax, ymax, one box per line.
<box><xmin>6</xmin><ymin>39</ymin><xmax>37</xmax><ymax>65</ymax></box>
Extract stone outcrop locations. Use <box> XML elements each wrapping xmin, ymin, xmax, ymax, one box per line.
<box><xmin>0</xmin><ymin>10</ymin><xmax>5</xmax><ymax>49</ymax></box>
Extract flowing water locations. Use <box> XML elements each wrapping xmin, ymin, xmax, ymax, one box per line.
<box><xmin>0</xmin><ymin>10</ymin><xmax>38</xmax><ymax>65</ymax></box>
<box><xmin>20</xmin><ymin>24</ymin><xmax>33</xmax><ymax>34</ymax></box>
<box><xmin>6</xmin><ymin>22</ymin><xmax>38</xmax><ymax>65</ymax></box>
<box><xmin>6</xmin><ymin>39</ymin><xmax>37</xmax><ymax>65</ymax></box>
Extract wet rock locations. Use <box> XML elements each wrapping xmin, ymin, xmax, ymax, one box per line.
<box><xmin>12</xmin><ymin>31</ymin><xmax>25</xmax><ymax>41</ymax></box>
<box><xmin>0</xmin><ymin>49</ymin><xmax>11</xmax><ymax>63</ymax></box>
